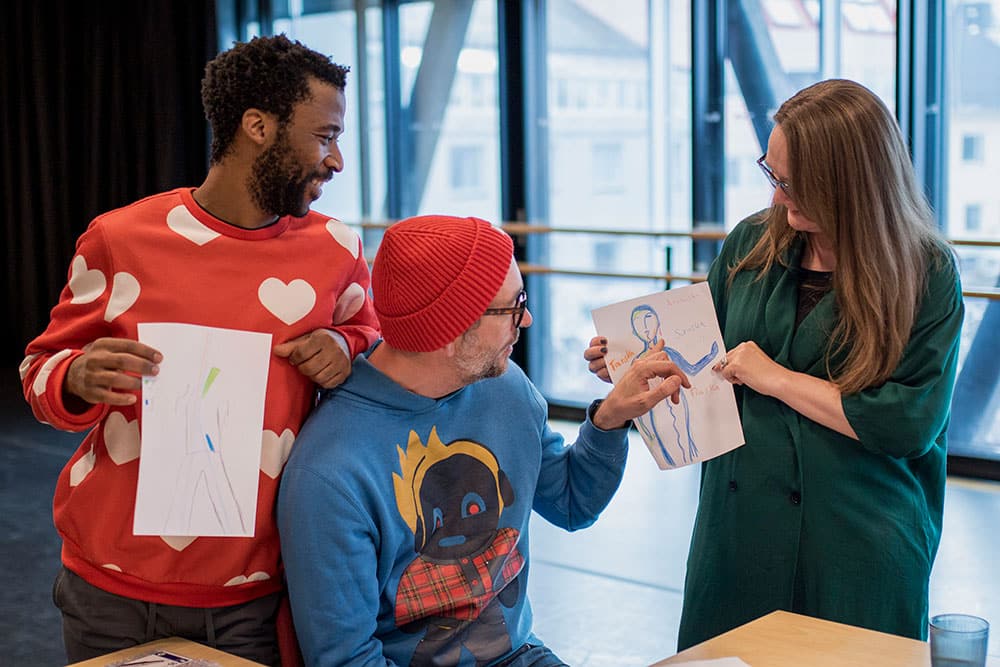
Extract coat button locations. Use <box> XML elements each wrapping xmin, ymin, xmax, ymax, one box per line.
<box><xmin>790</xmin><ymin>491</ymin><xmax>801</xmax><ymax>504</ymax></box>
<box><xmin>728</xmin><ymin>480</ymin><xmax>738</xmax><ymax>491</ymax></box>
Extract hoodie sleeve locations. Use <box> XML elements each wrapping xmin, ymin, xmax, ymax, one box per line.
<box><xmin>531</xmin><ymin>375</ymin><xmax>630</xmax><ymax>531</ymax></box>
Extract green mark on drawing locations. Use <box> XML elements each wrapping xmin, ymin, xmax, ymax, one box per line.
<box><xmin>202</xmin><ymin>367</ymin><xmax>221</xmax><ymax>396</ymax></box>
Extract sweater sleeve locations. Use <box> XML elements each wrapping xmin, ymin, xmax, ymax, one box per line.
<box><xmin>531</xmin><ymin>378</ymin><xmax>630</xmax><ymax>531</ymax></box>
<box><xmin>327</xmin><ymin>232</ymin><xmax>380</xmax><ymax>358</ymax></box>
<box><xmin>20</xmin><ymin>222</ymin><xmax>114</xmax><ymax>431</ymax></box>
<box><xmin>842</xmin><ymin>254</ymin><xmax>964</xmax><ymax>459</ymax></box>
<box><xmin>278</xmin><ymin>463</ymin><xmax>398</xmax><ymax>667</ymax></box>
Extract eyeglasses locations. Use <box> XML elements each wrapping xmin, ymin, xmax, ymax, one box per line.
<box><xmin>483</xmin><ymin>289</ymin><xmax>528</xmax><ymax>329</ymax></box>
<box><xmin>756</xmin><ymin>154</ymin><xmax>791</xmax><ymax>195</ymax></box>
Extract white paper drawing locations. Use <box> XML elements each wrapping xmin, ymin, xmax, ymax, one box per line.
<box><xmin>135</xmin><ymin>323</ymin><xmax>272</xmax><ymax>536</ymax></box>
<box><xmin>591</xmin><ymin>282</ymin><xmax>744</xmax><ymax>470</ymax></box>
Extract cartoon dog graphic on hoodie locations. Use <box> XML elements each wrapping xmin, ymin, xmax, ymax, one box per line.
<box><xmin>393</xmin><ymin>427</ymin><xmax>524</xmax><ymax>666</ymax></box>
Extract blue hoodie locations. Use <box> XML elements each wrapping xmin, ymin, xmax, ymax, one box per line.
<box><xmin>277</xmin><ymin>345</ymin><xmax>630</xmax><ymax>666</ymax></box>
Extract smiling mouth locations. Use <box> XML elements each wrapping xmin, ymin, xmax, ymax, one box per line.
<box><xmin>309</xmin><ymin>176</ymin><xmax>330</xmax><ymax>199</ymax></box>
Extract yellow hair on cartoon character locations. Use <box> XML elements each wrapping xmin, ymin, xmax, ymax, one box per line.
<box><xmin>392</xmin><ymin>426</ymin><xmax>505</xmax><ymax>537</ymax></box>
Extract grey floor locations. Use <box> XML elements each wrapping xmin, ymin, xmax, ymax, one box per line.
<box><xmin>1</xmin><ymin>373</ymin><xmax>997</xmax><ymax>666</ymax></box>
<box><xmin>528</xmin><ymin>421</ymin><xmax>1000</xmax><ymax>666</ymax></box>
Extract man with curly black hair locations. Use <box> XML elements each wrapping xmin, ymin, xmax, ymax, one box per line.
<box><xmin>20</xmin><ymin>35</ymin><xmax>379</xmax><ymax>665</ymax></box>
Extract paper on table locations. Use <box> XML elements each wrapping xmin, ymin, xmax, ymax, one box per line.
<box><xmin>135</xmin><ymin>323</ymin><xmax>272</xmax><ymax>537</ymax></box>
<box><xmin>114</xmin><ymin>650</ymin><xmax>195</xmax><ymax>666</ymax></box>
<box><xmin>591</xmin><ymin>282</ymin><xmax>744</xmax><ymax>470</ymax></box>
<box><xmin>669</xmin><ymin>658</ymin><xmax>751</xmax><ymax>667</ymax></box>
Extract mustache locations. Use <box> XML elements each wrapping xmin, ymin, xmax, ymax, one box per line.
<box><xmin>304</xmin><ymin>170</ymin><xmax>333</xmax><ymax>185</ymax></box>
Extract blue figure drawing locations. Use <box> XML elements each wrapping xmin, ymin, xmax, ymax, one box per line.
<box><xmin>629</xmin><ymin>304</ymin><xmax>719</xmax><ymax>466</ymax></box>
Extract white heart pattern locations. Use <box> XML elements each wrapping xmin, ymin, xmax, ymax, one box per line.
<box><xmin>69</xmin><ymin>446</ymin><xmax>96</xmax><ymax>487</ymax></box>
<box><xmin>260</xmin><ymin>428</ymin><xmax>296</xmax><ymax>479</ymax></box>
<box><xmin>332</xmin><ymin>282</ymin><xmax>366</xmax><ymax>325</ymax></box>
<box><xmin>166</xmin><ymin>205</ymin><xmax>221</xmax><ymax>246</ymax></box>
<box><xmin>104</xmin><ymin>411</ymin><xmax>140</xmax><ymax>464</ymax></box>
<box><xmin>69</xmin><ymin>255</ymin><xmax>107</xmax><ymax>304</ymax></box>
<box><xmin>19</xmin><ymin>354</ymin><xmax>38</xmax><ymax>380</ymax></box>
<box><xmin>104</xmin><ymin>272</ymin><xmax>140</xmax><ymax>322</ymax></box>
<box><xmin>224</xmin><ymin>572</ymin><xmax>272</xmax><ymax>586</ymax></box>
<box><xmin>326</xmin><ymin>220</ymin><xmax>360</xmax><ymax>259</ymax></box>
<box><xmin>32</xmin><ymin>349</ymin><xmax>73</xmax><ymax>397</ymax></box>
<box><xmin>101</xmin><ymin>564</ymin><xmax>123</xmax><ymax>572</ymax></box>
<box><xmin>258</xmin><ymin>278</ymin><xmax>316</xmax><ymax>326</ymax></box>
<box><xmin>160</xmin><ymin>535</ymin><xmax>197</xmax><ymax>551</ymax></box>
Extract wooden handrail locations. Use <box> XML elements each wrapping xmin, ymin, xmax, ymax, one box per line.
<box><xmin>354</xmin><ymin>219</ymin><xmax>1000</xmax><ymax>246</ymax></box>
<box><xmin>349</xmin><ymin>220</ymin><xmax>1000</xmax><ymax>299</ymax></box>
<box><xmin>517</xmin><ymin>263</ymin><xmax>707</xmax><ymax>283</ymax></box>
<box><xmin>501</xmin><ymin>222</ymin><xmax>728</xmax><ymax>241</ymax></box>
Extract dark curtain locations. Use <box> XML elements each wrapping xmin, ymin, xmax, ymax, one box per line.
<box><xmin>1</xmin><ymin>1</ymin><xmax>217</xmax><ymax>366</ymax></box>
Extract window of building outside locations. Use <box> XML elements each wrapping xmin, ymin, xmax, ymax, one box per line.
<box><xmin>450</xmin><ymin>144</ymin><xmax>484</xmax><ymax>195</ymax></box>
<box><xmin>966</xmin><ymin>204</ymin><xmax>983</xmax><ymax>232</ymax></box>
<box><xmin>592</xmin><ymin>142</ymin><xmax>625</xmax><ymax>193</ymax></box>
<box><xmin>961</xmin><ymin>133</ymin><xmax>984</xmax><ymax>161</ymax></box>
<box><xmin>594</xmin><ymin>241</ymin><xmax>618</xmax><ymax>273</ymax></box>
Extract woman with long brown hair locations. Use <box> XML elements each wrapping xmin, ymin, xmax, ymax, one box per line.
<box><xmin>587</xmin><ymin>78</ymin><xmax>964</xmax><ymax>648</ymax></box>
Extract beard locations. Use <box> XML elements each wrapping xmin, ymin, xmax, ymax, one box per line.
<box><xmin>455</xmin><ymin>328</ymin><xmax>519</xmax><ymax>384</ymax></box>
<box><xmin>249</xmin><ymin>130</ymin><xmax>326</xmax><ymax>218</ymax></box>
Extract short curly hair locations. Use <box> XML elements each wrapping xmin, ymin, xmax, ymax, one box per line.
<box><xmin>202</xmin><ymin>34</ymin><xmax>350</xmax><ymax>164</ymax></box>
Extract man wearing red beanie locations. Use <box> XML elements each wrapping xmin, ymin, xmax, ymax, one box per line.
<box><xmin>278</xmin><ymin>215</ymin><xmax>690</xmax><ymax>667</ymax></box>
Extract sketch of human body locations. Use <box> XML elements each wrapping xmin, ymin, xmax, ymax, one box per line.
<box><xmin>630</xmin><ymin>305</ymin><xmax>719</xmax><ymax>467</ymax></box>
<box><xmin>163</xmin><ymin>365</ymin><xmax>246</xmax><ymax>535</ymax></box>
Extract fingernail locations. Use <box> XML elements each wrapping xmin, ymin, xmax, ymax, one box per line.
<box><xmin>150</xmin><ymin>365</ymin><xmax>160</xmax><ymax>375</ymax></box>
<box><xmin>601</xmin><ymin>347</ymin><xmax>607</xmax><ymax>354</ymax></box>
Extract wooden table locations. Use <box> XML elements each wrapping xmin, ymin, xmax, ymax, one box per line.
<box><xmin>66</xmin><ymin>637</ymin><xmax>266</xmax><ymax>666</ymax></box>
<box><xmin>651</xmin><ymin>610</ymin><xmax>999</xmax><ymax>666</ymax></box>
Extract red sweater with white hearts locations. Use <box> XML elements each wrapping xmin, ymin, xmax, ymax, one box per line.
<box><xmin>21</xmin><ymin>187</ymin><xmax>379</xmax><ymax>607</ymax></box>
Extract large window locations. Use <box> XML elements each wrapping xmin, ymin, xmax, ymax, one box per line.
<box><xmin>269</xmin><ymin>8</ymin><xmax>367</xmax><ymax>222</ymax></box>
<box><xmin>944</xmin><ymin>0</ymin><xmax>1000</xmax><ymax>463</ymax></box>
<box><xmin>525</xmin><ymin>0</ymin><xmax>692</xmax><ymax>405</ymax></box>
<box><xmin>265</xmin><ymin>0</ymin><xmax>500</xmax><ymax>223</ymax></box>
<box><xmin>238</xmin><ymin>0</ymin><xmax>1000</xmax><ymax>473</ymax></box>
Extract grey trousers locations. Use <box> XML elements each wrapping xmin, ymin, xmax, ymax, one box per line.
<box><xmin>52</xmin><ymin>567</ymin><xmax>281</xmax><ymax>666</ymax></box>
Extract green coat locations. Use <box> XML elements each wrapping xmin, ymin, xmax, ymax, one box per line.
<box><xmin>677</xmin><ymin>214</ymin><xmax>964</xmax><ymax>649</ymax></box>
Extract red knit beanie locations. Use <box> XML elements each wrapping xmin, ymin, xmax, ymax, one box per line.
<box><xmin>372</xmin><ymin>215</ymin><xmax>514</xmax><ymax>352</ymax></box>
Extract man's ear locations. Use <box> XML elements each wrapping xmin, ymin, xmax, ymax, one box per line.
<box><xmin>240</xmin><ymin>108</ymin><xmax>270</xmax><ymax>146</ymax></box>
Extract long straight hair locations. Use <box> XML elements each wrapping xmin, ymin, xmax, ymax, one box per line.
<box><xmin>730</xmin><ymin>79</ymin><xmax>946</xmax><ymax>394</ymax></box>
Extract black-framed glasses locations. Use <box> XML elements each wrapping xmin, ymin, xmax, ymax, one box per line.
<box><xmin>757</xmin><ymin>154</ymin><xmax>791</xmax><ymax>195</ymax></box>
<box><xmin>483</xmin><ymin>289</ymin><xmax>528</xmax><ymax>329</ymax></box>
